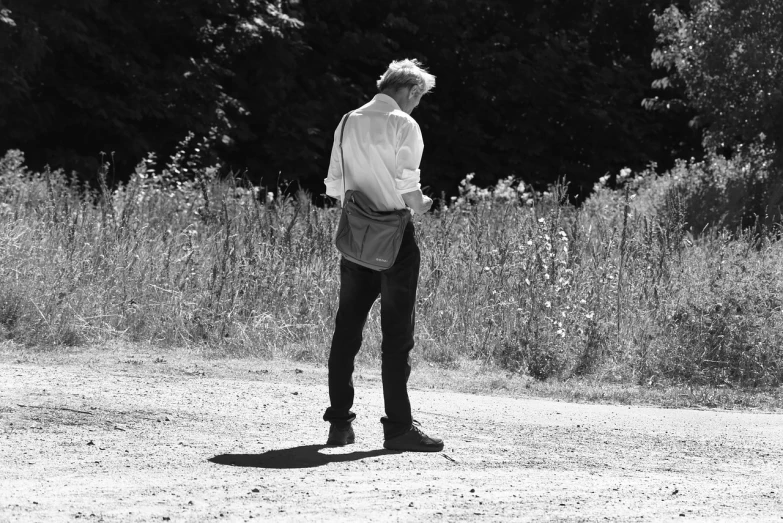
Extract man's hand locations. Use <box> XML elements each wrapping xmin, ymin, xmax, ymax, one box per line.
<box><xmin>402</xmin><ymin>189</ymin><xmax>433</xmax><ymax>214</ymax></box>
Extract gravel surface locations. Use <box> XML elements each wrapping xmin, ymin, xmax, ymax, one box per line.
<box><xmin>2</xmin><ymin>349</ymin><xmax>783</xmax><ymax>522</ymax></box>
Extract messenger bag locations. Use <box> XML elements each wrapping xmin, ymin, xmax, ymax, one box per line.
<box><xmin>334</xmin><ymin>111</ymin><xmax>411</xmax><ymax>271</ymax></box>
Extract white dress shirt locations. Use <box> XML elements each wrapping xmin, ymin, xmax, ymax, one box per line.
<box><xmin>324</xmin><ymin>94</ymin><xmax>423</xmax><ymax>212</ymax></box>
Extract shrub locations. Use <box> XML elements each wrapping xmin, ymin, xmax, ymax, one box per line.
<box><xmin>618</xmin><ymin>145</ymin><xmax>781</xmax><ymax>234</ymax></box>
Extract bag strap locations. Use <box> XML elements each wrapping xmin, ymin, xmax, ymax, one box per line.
<box><xmin>338</xmin><ymin>111</ymin><xmax>354</xmax><ymax>200</ymax></box>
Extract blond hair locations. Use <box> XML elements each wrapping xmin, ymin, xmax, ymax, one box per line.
<box><xmin>376</xmin><ymin>59</ymin><xmax>436</xmax><ymax>95</ymax></box>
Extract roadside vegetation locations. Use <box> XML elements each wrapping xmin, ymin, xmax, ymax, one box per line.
<box><xmin>1</xmin><ymin>143</ymin><xmax>781</xmax><ymax>401</ymax></box>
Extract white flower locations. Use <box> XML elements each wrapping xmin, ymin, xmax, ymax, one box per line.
<box><xmin>527</xmin><ymin>240</ymin><xmax>533</xmax><ymax>246</ymax></box>
<box><xmin>538</xmin><ymin>217</ymin><xmax>545</xmax><ymax>224</ymax></box>
<box><xmin>544</xmin><ymin>301</ymin><xmax>551</xmax><ymax>308</ymax></box>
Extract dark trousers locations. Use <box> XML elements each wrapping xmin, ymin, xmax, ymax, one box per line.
<box><xmin>323</xmin><ymin>222</ymin><xmax>420</xmax><ymax>439</ymax></box>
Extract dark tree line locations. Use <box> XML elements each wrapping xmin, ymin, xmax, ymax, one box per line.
<box><xmin>0</xmin><ymin>0</ymin><xmax>701</xmax><ymax>199</ymax></box>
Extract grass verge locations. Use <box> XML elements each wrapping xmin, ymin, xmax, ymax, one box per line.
<box><xmin>4</xmin><ymin>340</ymin><xmax>782</xmax><ymax>412</ymax></box>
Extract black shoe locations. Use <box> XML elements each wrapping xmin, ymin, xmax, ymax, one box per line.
<box><xmin>326</xmin><ymin>424</ymin><xmax>355</xmax><ymax>446</ymax></box>
<box><xmin>383</xmin><ymin>421</ymin><xmax>443</xmax><ymax>452</ymax></box>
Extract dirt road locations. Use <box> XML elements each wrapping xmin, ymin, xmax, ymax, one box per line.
<box><xmin>2</xmin><ymin>347</ymin><xmax>782</xmax><ymax>522</ymax></box>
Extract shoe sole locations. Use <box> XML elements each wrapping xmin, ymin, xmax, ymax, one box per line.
<box><xmin>383</xmin><ymin>441</ymin><xmax>443</xmax><ymax>452</ymax></box>
<box><xmin>326</xmin><ymin>436</ymin><xmax>355</xmax><ymax>446</ymax></box>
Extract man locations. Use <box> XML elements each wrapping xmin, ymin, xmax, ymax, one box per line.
<box><xmin>322</xmin><ymin>59</ymin><xmax>443</xmax><ymax>452</ymax></box>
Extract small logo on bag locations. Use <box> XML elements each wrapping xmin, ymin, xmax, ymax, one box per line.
<box><xmin>376</xmin><ymin>258</ymin><xmax>388</xmax><ymax>263</ymax></box>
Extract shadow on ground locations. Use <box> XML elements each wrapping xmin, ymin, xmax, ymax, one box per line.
<box><xmin>208</xmin><ymin>444</ymin><xmax>402</xmax><ymax>469</ymax></box>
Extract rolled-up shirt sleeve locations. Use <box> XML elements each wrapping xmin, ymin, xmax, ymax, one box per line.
<box><xmin>324</xmin><ymin>123</ymin><xmax>343</xmax><ymax>200</ymax></box>
<box><xmin>395</xmin><ymin>120</ymin><xmax>424</xmax><ymax>194</ymax></box>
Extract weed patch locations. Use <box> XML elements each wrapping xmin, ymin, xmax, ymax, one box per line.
<box><xmin>0</xmin><ymin>149</ymin><xmax>781</xmax><ymax>391</ymax></box>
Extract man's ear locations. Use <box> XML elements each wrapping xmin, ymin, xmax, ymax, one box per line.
<box><xmin>409</xmin><ymin>85</ymin><xmax>423</xmax><ymax>99</ymax></box>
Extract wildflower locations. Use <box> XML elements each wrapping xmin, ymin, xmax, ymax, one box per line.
<box><xmin>556</xmin><ymin>328</ymin><xmax>565</xmax><ymax>338</ymax></box>
<box><xmin>460</xmin><ymin>173</ymin><xmax>476</xmax><ymax>186</ymax></box>
<box><xmin>585</xmin><ymin>312</ymin><xmax>595</xmax><ymax>320</ymax></box>
<box><xmin>525</xmin><ymin>278</ymin><xmax>531</xmax><ymax>286</ymax></box>
<box><xmin>526</xmin><ymin>240</ymin><xmax>533</xmax><ymax>246</ymax></box>
<box><xmin>538</xmin><ymin>217</ymin><xmax>545</xmax><ymax>224</ymax></box>
<box><xmin>544</xmin><ymin>273</ymin><xmax>550</xmax><ymax>280</ymax></box>
<box><xmin>544</xmin><ymin>301</ymin><xmax>551</xmax><ymax>308</ymax></box>
<box><xmin>620</xmin><ymin>167</ymin><xmax>631</xmax><ymax>179</ymax></box>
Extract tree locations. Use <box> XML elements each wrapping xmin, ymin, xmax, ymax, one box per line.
<box><xmin>261</xmin><ymin>0</ymin><xmax>699</xmax><ymax>201</ymax></box>
<box><xmin>1</xmin><ymin>0</ymin><xmax>699</xmax><ymax>200</ymax></box>
<box><xmin>651</xmin><ymin>0</ymin><xmax>783</xmax><ymax>152</ymax></box>
<box><xmin>650</xmin><ymin>0</ymin><xmax>783</xmax><ymax>226</ymax></box>
<box><xmin>0</xmin><ymin>0</ymin><xmax>302</xmax><ymax>181</ymax></box>
<box><xmin>0</xmin><ymin>0</ymin><xmax>46</xmax><ymax>119</ymax></box>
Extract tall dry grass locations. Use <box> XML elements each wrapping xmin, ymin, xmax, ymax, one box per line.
<box><xmin>1</xmin><ymin>148</ymin><xmax>781</xmax><ymax>387</ymax></box>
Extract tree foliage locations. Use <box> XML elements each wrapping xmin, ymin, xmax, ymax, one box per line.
<box><xmin>651</xmin><ymin>0</ymin><xmax>783</xmax><ymax>153</ymax></box>
<box><xmin>0</xmin><ymin>0</ymin><xmax>699</xmax><ymax>198</ymax></box>
<box><xmin>0</xmin><ymin>0</ymin><xmax>301</xmax><ymax>177</ymax></box>
<box><xmin>244</xmin><ymin>0</ymin><xmax>699</xmax><ymax>199</ymax></box>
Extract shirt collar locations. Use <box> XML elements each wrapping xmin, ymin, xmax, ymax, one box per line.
<box><xmin>373</xmin><ymin>93</ymin><xmax>401</xmax><ymax>111</ymax></box>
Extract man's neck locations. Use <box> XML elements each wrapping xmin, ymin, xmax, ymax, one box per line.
<box><xmin>381</xmin><ymin>89</ymin><xmax>409</xmax><ymax>113</ymax></box>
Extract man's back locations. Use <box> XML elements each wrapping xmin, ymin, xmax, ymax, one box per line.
<box><xmin>325</xmin><ymin>94</ymin><xmax>423</xmax><ymax>212</ymax></box>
